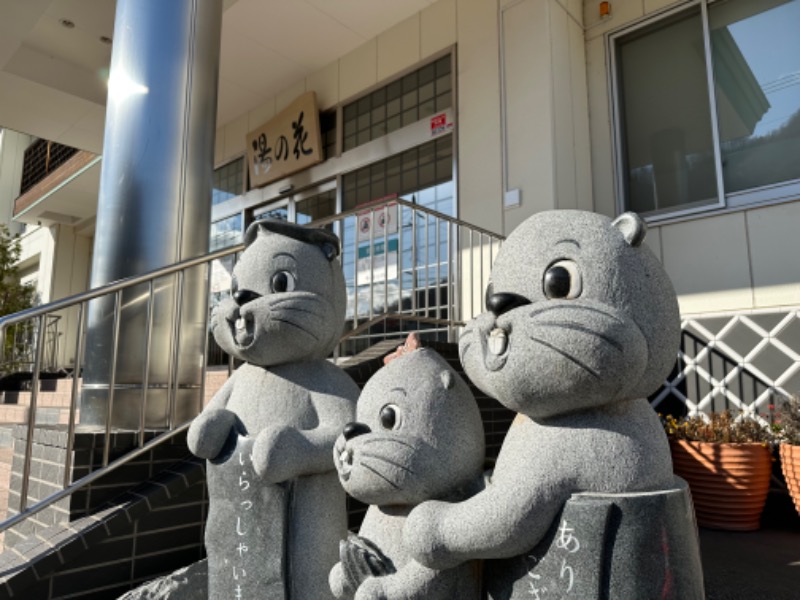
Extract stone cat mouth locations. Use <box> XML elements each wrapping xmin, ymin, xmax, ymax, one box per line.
<box><xmin>337</xmin><ymin>447</ymin><xmax>353</xmax><ymax>481</ymax></box>
<box><xmin>229</xmin><ymin>312</ymin><xmax>255</xmax><ymax>348</ymax></box>
<box><xmin>488</xmin><ymin>328</ymin><xmax>508</xmax><ymax>355</ymax></box>
<box><xmin>483</xmin><ymin>327</ymin><xmax>510</xmax><ymax>371</ymax></box>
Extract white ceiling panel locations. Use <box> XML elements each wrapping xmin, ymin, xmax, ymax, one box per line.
<box><xmin>304</xmin><ymin>0</ymin><xmax>434</xmax><ymax>38</ymax></box>
<box><xmin>222</xmin><ymin>0</ymin><xmax>366</xmax><ymax>70</ymax></box>
<box><xmin>2</xmin><ymin>0</ymin><xmax>436</xmax><ymax>141</ymax></box>
<box><xmin>216</xmin><ymin>75</ymin><xmax>268</xmax><ymax>126</ymax></box>
<box><xmin>0</xmin><ymin>0</ymin><xmax>51</xmax><ymax>68</ymax></box>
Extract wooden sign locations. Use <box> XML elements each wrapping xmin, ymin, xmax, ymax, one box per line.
<box><xmin>246</xmin><ymin>91</ymin><xmax>322</xmax><ymax>188</ymax></box>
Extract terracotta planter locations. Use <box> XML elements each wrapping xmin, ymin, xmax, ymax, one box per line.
<box><xmin>669</xmin><ymin>439</ymin><xmax>772</xmax><ymax>531</ymax></box>
<box><xmin>780</xmin><ymin>444</ymin><xmax>800</xmax><ymax>515</ymax></box>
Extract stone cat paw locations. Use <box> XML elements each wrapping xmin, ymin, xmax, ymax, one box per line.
<box><xmin>186</xmin><ymin>408</ymin><xmax>238</xmax><ymax>460</ymax></box>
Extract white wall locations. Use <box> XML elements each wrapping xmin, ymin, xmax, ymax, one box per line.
<box><xmin>16</xmin><ymin>223</ymin><xmax>92</xmax><ymax>368</ymax></box>
<box><xmin>0</xmin><ymin>128</ymin><xmax>31</xmax><ymax>235</ymax></box>
<box><xmin>213</xmin><ymin>0</ymin><xmax>593</xmax><ymax>242</ymax></box>
<box><xmin>500</xmin><ymin>0</ymin><xmax>591</xmax><ymax>233</ymax></box>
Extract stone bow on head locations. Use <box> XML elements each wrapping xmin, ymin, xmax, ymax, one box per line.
<box><xmin>383</xmin><ymin>332</ymin><xmax>422</xmax><ymax>365</ymax></box>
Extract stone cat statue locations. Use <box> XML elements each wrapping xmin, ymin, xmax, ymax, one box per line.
<box><xmin>404</xmin><ymin>211</ymin><xmax>699</xmax><ymax>598</ymax></box>
<box><xmin>329</xmin><ymin>334</ymin><xmax>485</xmax><ymax>600</ymax></box>
<box><xmin>188</xmin><ymin>219</ymin><xmax>359</xmax><ymax>600</ymax></box>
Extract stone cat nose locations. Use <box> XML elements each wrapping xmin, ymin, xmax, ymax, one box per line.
<box><xmin>487</xmin><ymin>292</ymin><xmax>531</xmax><ymax>316</ymax></box>
<box><xmin>343</xmin><ymin>422</ymin><xmax>371</xmax><ymax>440</ymax></box>
<box><xmin>232</xmin><ymin>289</ymin><xmax>262</xmax><ymax>306</ymax></box>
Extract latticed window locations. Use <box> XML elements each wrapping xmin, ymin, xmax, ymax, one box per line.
<box><xmin>319</xmin><ymin>110</ymin><xmax>337</xmax><ymax>160</ymax></box>
<box><xmin>212</xmin><ymin>158</ymin><xmax>244</xmax><ymax>206</ymax></box>
<box><xmin>342</xmin><ymin>55</ymin><xmax>452</xmax><ymax>152</ymax></box>
<box><xmin>20</xmin><ymin>139</ymin><xmax>79</xmax><ymax>194</ymax></box>
<box><xmin>342</xmin><ymin>136</ymin><xmax>453</xmax><ymax>212</ymax></box>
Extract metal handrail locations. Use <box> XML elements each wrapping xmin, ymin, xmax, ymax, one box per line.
<box><xmin>338</xmin><ymin>313</ymin><xmax>465</xmax><ymax>344</ymax></box>
<box><xmin>312</xmin><ymin>196</ymin><xmax>503</xmax><ymax>239</ymax></box>
<box><xmin>0</xmin><ymin>245</ymin><xmax>242</xmax><ymax>332</ymax></box>
<box><xmin>0</xmin><ymin>196</ymin><xmax>503</xmax><ymax>543</ymax></box>
<box><xmin>0</xmin><ymin>421</ymin><xmax>192</xmax><ymax>535</ymax></box>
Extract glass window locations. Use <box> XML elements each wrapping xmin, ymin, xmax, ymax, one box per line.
<box><xmin>342</xmin><ymin>55</ymin><xmax>453</xmax><ymax>152</ymax></box>
<box><xmin>340</xmin><ymin>137</ymin><xmax>454</xmax><ymax>319</ymax></box>
<box><xmin>616</xmin><ymin>7</ymin><xmax>719</xmax><ymax>216</ymax></box>
<box><xmin>319</xmin><ymin>110</ymin><xmax>337</xmax><ymax>160</ymax></box>
<box><xmin>296</xmin><ymin>189</ymin><xmax>336</xmax><ymax>227</ymax></box>
<box><xmin>613</xmin><ymin>0</ymin><xmax>800</xmax><ymax>218</ymax></box>
<box><xmin>209</xmin><ymin>213</ymin><xmax>243</xmax><ymax>251</ymax></box>
<box><xmin>710</xmin><ymin>0</ymin><xmax>800</xmax><ymax>193</ymax></box>
<box><xmin>212</xmin><ymin>158</ymin><xmax>244</xmax><ymax>206</ymax></box>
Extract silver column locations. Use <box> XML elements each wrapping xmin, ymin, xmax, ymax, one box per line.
<box><xmin>81</xmin><ymin>0</ymin><xmax>222</xmax><ymax>429</ymax></box>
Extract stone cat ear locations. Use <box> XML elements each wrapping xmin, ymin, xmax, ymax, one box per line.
<box><xmin>320</xmin><ymin>242</ymin><xmax>338</xmax><ymax>262</ymax></box>
<box><xmin>441</xmin><ymin>370</ymin><xmax>454</xmax><ymax>390</ymax></box>
<box><xmin>612</xmin><ymin>212</ymin><xmax>647</xmax><ymax>248</ymax></box>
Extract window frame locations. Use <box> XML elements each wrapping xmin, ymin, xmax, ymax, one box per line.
<box><xmin>608</xmin><ymin>0</ymin><xmax>800</xmax><ymax>223</ymax></box>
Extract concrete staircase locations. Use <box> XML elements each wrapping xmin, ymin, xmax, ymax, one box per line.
<box><xmin>0</xmin><ymin>344</ymin><xmax>515</xmax><ymax>599</ymax></box>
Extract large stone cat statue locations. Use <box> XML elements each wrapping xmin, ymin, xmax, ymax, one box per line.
<box><xmin>188</xmin><ymin>219</ymin><xmax>359</xmax><ymax>600</ymax></box>
<box><xmin>404</xmin><ymin>211</ymin><xmax>687</xmax><ymax>597</ymax></box>
<box><xmin>329</xmin><ymin>335</ymin><xmax>484</xmax><ymax>600</ymax></box>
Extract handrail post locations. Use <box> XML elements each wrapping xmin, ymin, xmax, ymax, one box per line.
<box><xmin>19</xmin><ymin>314</ymin><xmax>47</xmax><ymax>511</ymax></box>
<box><xmin>63</xmin><ymin>303</ymin><xmax>85</xmax><ymax>488</ymax></box>
<box><xmin>368</xmin><ymin>206</ymin><xmax>375</xmax><ymax>323</ymax></box>
<box><xmin>139</xmin><ymin>281</ymin><xmax>155</xmax><ymax>448</ymax></box>
<box><xmin>103</xmin><ymin>291</ymin><xmax>123</xmax><ymax>467</ymax></box>
<box><xmin>168</xmin><ymin>270</ymin><xmax>187</xmax><ymax>429</ymax></box>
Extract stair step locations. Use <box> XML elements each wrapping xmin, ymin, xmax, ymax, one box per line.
<box><xmin>0</xmin><ymin>405</ymin><xmax>77</xmax><ymax>426</ymax></box>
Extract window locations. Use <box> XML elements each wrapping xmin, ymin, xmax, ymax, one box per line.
<box><xmin>341</xmin><ymin>136</ymin><xmax>453</xmax><ymax>212</ymax></box>
<box><xmin>340</xmin><ymin>137</ymin><xmax>454</xmax><ymax>319</ymax></box>
<box><xmin>212</xmin><ymin>158</ymin><xmax>244</xmax><ymax>206</ymax></box>
<box><xmin>613</xmin><ymin>0</ymin><xmax>800</xmax><ymax>219</ymax></box>
<box><xmin>296</xmin><ymin>189</ymin><xmax>336</xmax><ymax>226</ymax></box>
<box><xmin>319</xmin><ymin>110</ymin><xmax>337</xmax><ymax>160</ymax></box>
<box><xmin>209</xmin><ymin>213</ymin><xmax>243</xmax><ymax>251</ymax></box>
<box><xmin>342</xmin><ymin>55</ymin><xmax>452</xmax><ymax>152</ymax></box>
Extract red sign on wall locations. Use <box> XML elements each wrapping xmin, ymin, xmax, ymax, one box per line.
<box><xmin>430</xmin><ymin>112</ymin><xmax>453</xmax><ymax>137</ymax></box>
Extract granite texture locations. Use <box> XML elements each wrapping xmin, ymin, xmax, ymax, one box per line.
<box><xmin>330</xmin><ymin>340</ymin><xmax>485</xmax><ymax>599</ymax></box>
<box><xmin>188</xmin><ymin>219</ymin><xmax>359</xmax><ymax>600</ymax></box>
<box><xmin>404</xmin><ymin>211</ymin><xmax>699</xmax><ymax>598</ymax></box>
<box><xmin>117</xmin><ymin>560</ymin><xmax>208</xmax><ymax>600</ymax></box>
<box><xmin>483</xmin><ymin>478</ymin><xmax>704</xmax><ymax>599</ymax></box>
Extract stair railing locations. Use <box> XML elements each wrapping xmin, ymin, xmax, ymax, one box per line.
<box><xmin>0</xmin><ymin>199</ymin><xmax>503</xmax><ymax>540</ymax></box>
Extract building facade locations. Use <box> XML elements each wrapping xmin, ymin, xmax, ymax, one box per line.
<box><xmin>0</xmin><ymin>0</ymin><xmax>798</xmax><ymax>411</ymax></box>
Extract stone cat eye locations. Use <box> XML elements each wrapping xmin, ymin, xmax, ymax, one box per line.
<box><xmin>380</xmin><ymin>404</ymin><xmax>400</xmax><ymax>430</ymax></box>
<box><xmin>543</xmin><ymin>260</ymin><xmax>582</xmax><ymax>300</ymax></box>
<box><xmin>271</xmin><ymin>270</ymin><xmax>296</xmax><ymax>293</ymax></box>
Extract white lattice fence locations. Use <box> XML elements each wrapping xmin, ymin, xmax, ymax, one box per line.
<box><xmin>651</xmin><ymin>308</ymin><xmax>800</xmax><ymax>420</ymax></box>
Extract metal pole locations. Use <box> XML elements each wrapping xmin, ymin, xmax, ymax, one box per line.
<box><xmin>82</xmin><ymin>0</ymin><xmax>222</xmax><ymax>429</ymax></box>
<box><xmin>352</xmin><ymin>216</ymin><xmax>359</xmax><ymax>330</ymax></box>
<box><xmin>139</xmin><ymin>281</ymin><xmax>155</xmax><ymax>448</ymax></box>
<box><xmin>168</xmin><ymin>270</ymin><xmax>187</xmax><ymax>429</ymax></box>
<box><xmin>63</xmin><ymin>303</ymin><xmax>85</xmax><ymax>488</ymax></box>
<box><xmin>19</xmin><ymin>314</ymin><xmax>46</xmax><ymax>511</ymax></box>
<box><xmin>103</xmin><ymin>291</ymin><xmax>123</xmax><ymax>467</ymax></box>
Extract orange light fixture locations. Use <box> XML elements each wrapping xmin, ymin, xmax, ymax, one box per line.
<box><xmin>600</xmin><ymin>1</ymin><xmax>611</xmax><ymax>18</ymax></box>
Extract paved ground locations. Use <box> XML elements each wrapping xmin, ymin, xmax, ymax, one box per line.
<box><xmin>702</xmin><ymin>493</ymin><xmax>800</xmax><ymax>599</ymax></box>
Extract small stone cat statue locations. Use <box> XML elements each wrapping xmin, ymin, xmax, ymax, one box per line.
<box><xmin>404</xmin><ymin>211</ymin><xmax>686</xmax><ymax>598</ymax></box>
<box><xmin>188</xmin><ymin>219</ymin><xmax>359</xmax><ymax>600</ymax></box>
<box><xmin>329</xmin><ymin>334</ymin><xmax>485</xmax><ymax>600</ymax></box>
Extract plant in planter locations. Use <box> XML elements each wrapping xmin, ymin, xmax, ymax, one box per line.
<box><xmin>775</xmin><ymin>396</ymin><xmax>800</xmax><ymax>515</ymax></box>
<box><xmin>663</xmin><ymin>410</ymin><xmax>774</xmax><ymax>531</ymax></box>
